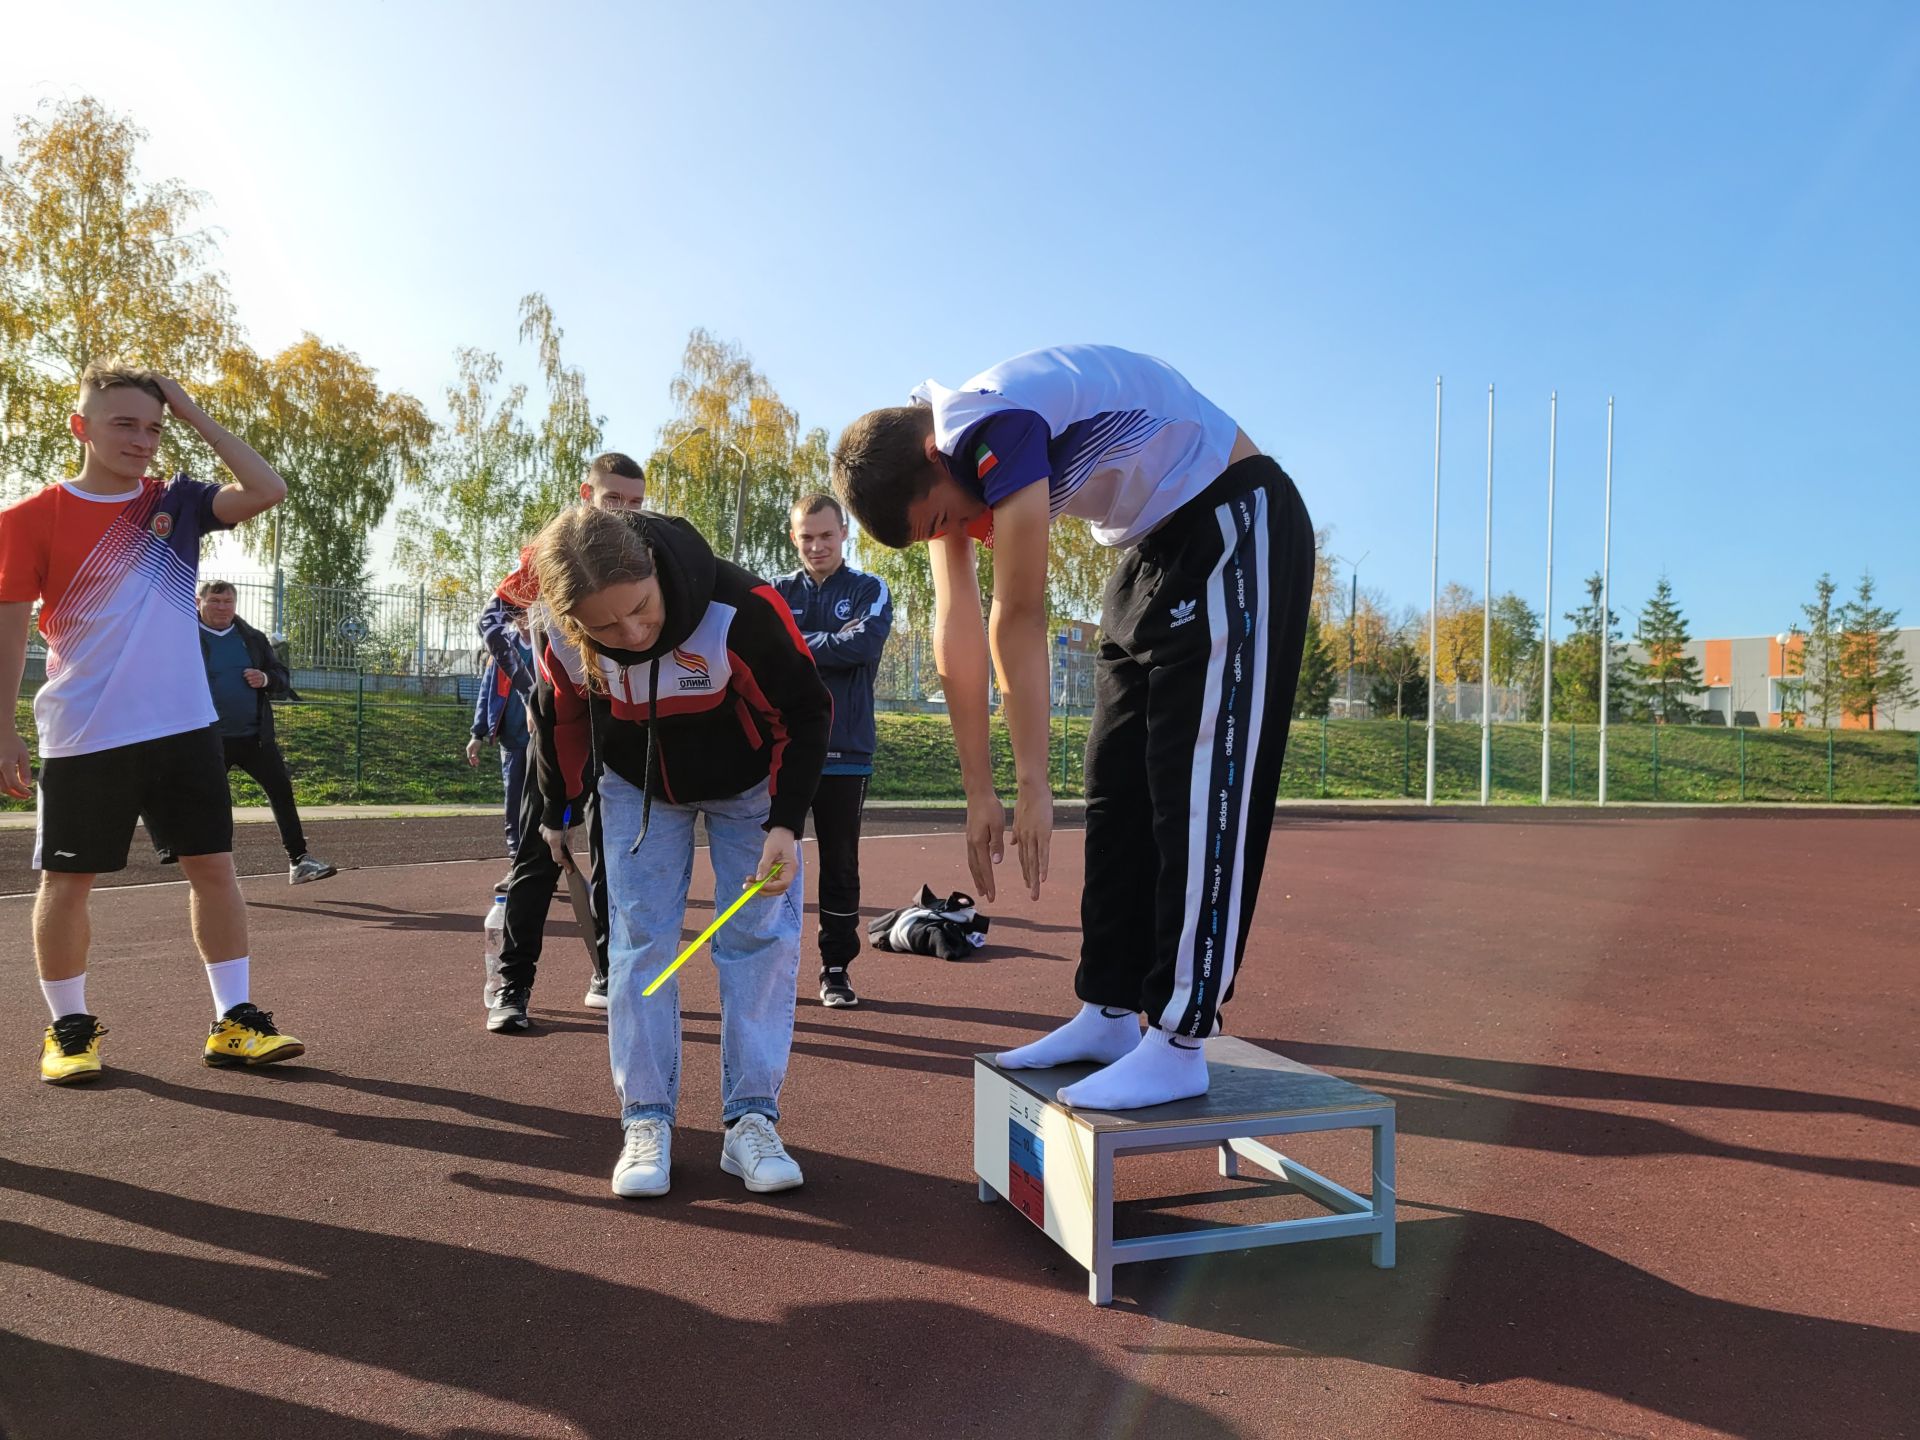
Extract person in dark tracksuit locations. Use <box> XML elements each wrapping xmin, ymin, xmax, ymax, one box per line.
<box><xmin>467</xmin><ymin>625</ymin><xmax>533</xmax><ymax>892</ymax></box>
<box><xmin>187</xmin><ymin>581</ymin><xmax>335</xmax><ymax>886</ymax></box>
<box><xmin>474</xmin><ymin>452</ymin><xmax>645</xmax><ymax>1030</ymax></box>
<box><xmin>833</xmin><ymin>345</ymin><xmax>1314</xmax><ymax>1112</ymax></box>
<box><xmin>772</xmin><ymin>494</ymin><xmax>893</xmax><ymax>1009</ymax></box>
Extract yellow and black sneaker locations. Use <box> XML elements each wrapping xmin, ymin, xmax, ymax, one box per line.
<box><xmin>204</xmin><ymin>1003</ymin><xmax>305</xmax><ymax>1069</ymax></box>
<box><xmin>41</xmin><ymin>1013</ymin><xmax>107</xmax><ymax>1085</ymax></box>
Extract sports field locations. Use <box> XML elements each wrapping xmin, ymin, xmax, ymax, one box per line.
<box><xmin>2</xmin><ymin>809</ymin><xmax>1914</xmax><ymax>1439</ymax></box>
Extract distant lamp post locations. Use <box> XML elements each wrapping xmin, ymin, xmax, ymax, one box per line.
<box><xmin>657</xmin><ymin>425</ymin><xmax>751</xmax><ymax>561</ymax></box>
<box><xmin>1775</xmin><ymin>631</ymin><xmax>1792</xmax><ymax>728</ymax></box>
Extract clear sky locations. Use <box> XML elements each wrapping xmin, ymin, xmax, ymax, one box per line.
<box><xmin>5</xmin><ymin>1</ymin><xmax>1916</xmax><ymax>638</ymax></box>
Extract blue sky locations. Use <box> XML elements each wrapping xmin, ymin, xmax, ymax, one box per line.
<box><xmin>5</xmin><ymin>1</ymin><xmax>1916</xmax><ymax>637</ymax></box>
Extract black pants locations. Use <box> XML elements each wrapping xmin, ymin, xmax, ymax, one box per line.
<box><xmin>499</xmin><ymin>767</ymin><xmax>609</xmax><ymax>990</ymax></box>
<box><xmin>221</xmin><ymin>734</ymin><xmax>308</xmax><ymax>861</ymax></box>
<box><xmin>801</xmin><ymin>773</ymin><xmax>868</xmax><ymax>968</ymax></box>
<box><xmin>1076</xmin><ymin>457</ymin><xmax>1315</xmax><ymax>1039</ymax></box>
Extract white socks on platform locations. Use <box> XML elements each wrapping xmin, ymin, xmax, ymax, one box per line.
<box><xmin>996</xmin><ymin>1002</ymin><xmax>1140</xmax><ymax>1071</ymax></box>
<box><xmin>40</xmin><ymin>975</ymin><xmax>87</xmax><ymax>1022</ymax></box>
<box><xmin>1058</xmin><ymin>1026</ymin><xmax>1210</xmax><ymax>1111</ymax></box>
<box><xmin>205</xmin><ymin>957</ymin><xmax>250</xmax><ymax>1018</ymax></box>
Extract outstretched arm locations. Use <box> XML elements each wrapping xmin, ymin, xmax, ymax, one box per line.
<box><xmin>930</xmin><ymin>528</ymin><xmax>1004</xmax><ymax>899</ymax></box>
<box><xmin>984</xmin><ymin>481</ymin><xmax>1053</xmax><ymax>901</ymax></box>
<box><xmin>155</xmin><ymin>377</ymin><xmax>288</xmax><ymax>526</ymax></box>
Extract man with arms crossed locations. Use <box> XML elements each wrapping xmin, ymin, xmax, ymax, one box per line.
<box><xmin>1</xmin><ymin>367</ymin><xmax>305</xmax><ymax>1084</ymax></box>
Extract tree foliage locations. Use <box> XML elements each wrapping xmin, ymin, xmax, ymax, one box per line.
<box><xmin>1293</xmin><ymin>610</ymin><xmax>1338</xmax><ymax>718</ymax></box>
<box><xmin>517</xmin><ymin>292</ymin><xmax>604</xmax><ymax>536</ymax></box>
<box><xmin>1787</xmin><ymin>573</ymin><xmax>1840</xmax><ymax>728</ymax></box>
<box><xmin>0</xmin><ymin>96</ymin><xmax>237</xmax><ymax>497</ymax></box>
<box><xmin>642</xmin><ymin>329</ymin><xmax>828</xmax><ymax>582</ymax></box>
<box><xmin>395</xmin><ymin>347</ymin><xmax>533</xmax><ymax>604</ymax></box>
<box><xmin>1835</xmin><ymin>572</ymin><xmax>1914</xmax><ymax>730</ymax></box>
<box><xmin>207</xmin><ymin>335</ymin><xmax>433</xmax><ymax>586</ymax></box>
<box><xmin>1552</xmin><ymin>572</ymin><xmax>1634</xmax><ymax>722</ymax></box>
<box><xmin>1369</xmin><ymin>627</ymin><xmax>1430</xmax><ymax>720</ymax></box>
<box><xmin>1625</xmin><ymin>574</ymin><xmax>1702</xmax><ymax>723</ymax></box>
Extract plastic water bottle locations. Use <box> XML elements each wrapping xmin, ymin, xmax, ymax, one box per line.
<box><xmin>482</xmin><ymin>895</ymin><xmax>508</xmax><ymax>1006</ymax></box>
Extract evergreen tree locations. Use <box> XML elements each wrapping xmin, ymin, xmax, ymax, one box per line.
<box><xmin>1552</xmin><ymin>572</ymin><xmax>1634</xmax><ymax>722</ymax></box>
<box><xmin>1293</xmin><ymin>610</ymin><xmax>1337</xmax><ymax>719</ymax></box>
<box><xmin>1835</xmin><ymin>572</ymin><xmax>1915</xmax><ymax>730</ymax></box>
<box><xmin>1626</xmin><ymin>575</ymin><xmax>1703</xmax><ymax>723</ymax></box>
<box><xmin>1788</xmin><ymin>573</ymin><xmax>1840</xmax><ymax>728</ymax></box>
<box><xmin>1368</xmin><ymin>639</ymin><xmax>1428</xmax><ymax>720</ymax></box>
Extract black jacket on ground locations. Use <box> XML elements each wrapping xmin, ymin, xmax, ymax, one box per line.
<box><xmin>529</xmin><ymin>512</ymin><xmax>832</xmax><ymax>836</ymax></box>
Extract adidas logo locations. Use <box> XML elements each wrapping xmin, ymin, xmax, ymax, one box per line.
<box><xmin>1169</xmin><ymin>598</ymin><xmax>1198</xmax><ymax>628</ymax></box>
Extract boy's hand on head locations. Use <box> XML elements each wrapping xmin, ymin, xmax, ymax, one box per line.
<box><xmin>965</xmin><ymin>790</ymin><xmax>1005</xmax><ymax>903</ymax></box>
<box><xmin>753</xmin><ymin>827</ymin><xmax>798</xmax><ymax>895</ymax></box>
<box><xmin>153</xmin><ymin>374</ymin><xmax>197</xmax><ymax>417</ymax></box>
<box><xmin>1012</xmin><ymin>784</ymin><xmax>1052</xmax><ymax>901</ymax></box>
<box><xmin>0</xmin><ymin>733</ymin><xmax>32</xmax><ymax>799</ymax></box>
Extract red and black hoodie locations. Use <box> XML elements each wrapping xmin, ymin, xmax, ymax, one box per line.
<box><xmin>529</xmin><ymin>512</ymin><xmax>831</xmax><ymax>839</ymax></box>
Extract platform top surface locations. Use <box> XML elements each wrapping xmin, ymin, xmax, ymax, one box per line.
<box><xmin>974</xmin><ymin>1037</ymin><xmax>1392</xmax><ymax>1131</ymax></box>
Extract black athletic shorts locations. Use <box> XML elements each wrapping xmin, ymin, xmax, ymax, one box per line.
<box><xmin>35</xmin><ymin>726</ymin><xmax>234</xmax><ymax>874</ymax></box>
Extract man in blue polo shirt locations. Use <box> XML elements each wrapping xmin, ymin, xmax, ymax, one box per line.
<box><xmin>774</xmin><ymin>493</ymin><xmax>892</xmax><ymax>1008</ymax></box>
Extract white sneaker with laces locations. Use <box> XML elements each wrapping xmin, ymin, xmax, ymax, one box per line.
<box><xmin>612</xmin><ymin>1118</ymin><xmax>672</xmax><ymax>1198</ymax></box>
<box><xmin>720</xmin><ymin>1113</ymin><xmax>804</xmax><ymax>1193</ymax></box>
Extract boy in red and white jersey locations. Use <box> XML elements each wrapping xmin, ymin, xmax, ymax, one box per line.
<box><xmin>0</xmin><ymin>366</ymin><xmax>305</xmax><ymax>1084</ymax></box>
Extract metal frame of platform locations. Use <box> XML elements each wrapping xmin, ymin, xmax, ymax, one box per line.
<box><xmin>973</xmin><ymin>1039</ymin><xmax>1396</xmax><ymax>1305</ymax></box>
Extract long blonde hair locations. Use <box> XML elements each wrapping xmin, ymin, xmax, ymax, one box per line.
<box><xmin>531</xmin><ymin>506</ymin><xmax>658</xmax><ymax>687</ymax></box>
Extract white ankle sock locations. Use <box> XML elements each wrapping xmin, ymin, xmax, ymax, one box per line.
<box><xmin>1057</xmin><ymin>1027</ymin><xmax>1210</xmax><ymax>1111</ymax></box>
<box><xmin>40</xmin><ymin>975</ymin><xmax>87</xmax><ymax>1022</ymax></box>
<box><xmin>205</xmin><ymin>957</ymin><xmax>250</xmax><ymax>1018</ymax></box>
<box><xmin>996</xmin><ymin>1002</ymin><xmax>1140</xmax><ymax>1070</ymax></box>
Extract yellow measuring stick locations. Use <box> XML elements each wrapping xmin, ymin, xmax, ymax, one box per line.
<box><xmin>640</xmin><ymin>862</ymin><xmax>783</xmax><ymax>997</ymax></box>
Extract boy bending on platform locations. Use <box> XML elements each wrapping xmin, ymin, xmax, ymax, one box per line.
<box><xmin>833</xmin><ymin>345</ymin><xmax>1314</xmax><ymax>1111</ymax></box>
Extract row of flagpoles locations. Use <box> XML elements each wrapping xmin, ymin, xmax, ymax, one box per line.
<box><xmin>1424</xmin><ymin>379</ymin><xmax>1615</xmax><ymax>806</ymax></box>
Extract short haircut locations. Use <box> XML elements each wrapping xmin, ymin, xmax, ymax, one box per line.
<box><xmin>791</xmin><ymin>492</ymin><xmax>846</xmax><ymax>526</ymax></box>
<box><xmin>197</xmin><ymin>580</ymin><xmax>236</xmax><ymax>599</ymax></box>
<box><xmin>831</xmin><ymin>405</ymin><xmax>936</xmax><ymax>549</ymax></box>
<box><xmin>586</xmin><ymin>452</ymin><xmax>645</xmax><ymax>485</ymax></box>
<box><xmin>79</xmin><ymin>364</ymin><xmax>166</xmax><ymax>409</ymax></box>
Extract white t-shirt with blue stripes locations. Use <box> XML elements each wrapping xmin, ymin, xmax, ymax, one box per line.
<box><xmin>910</xmin><ymin>344</ymin><xmax>1239</xmax><ymax>548</ymax></box>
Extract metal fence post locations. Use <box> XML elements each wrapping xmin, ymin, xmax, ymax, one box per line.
<box><xmin>1827</xmin><ymin>729</ymin><xmax>1835</xmax><ymax>801</ymax></box>
<box><xmin>1319</xmin><ymin>714</ymin><xmax>1329</xmax><ymax>797</ymax></box>
<box><xmin>1403</xmin><ymin>716</ymin><xmax>1412</xmax><ymax>797</ymax></box>
<box><xmin>1652</xmin><ymin>723</ymin><xmax>1660</xmax><ymax>801</ymax></box>
<box><xmin>1737</xmin><ymin>726</ymin><xmax>1746</xmax><ymax>802</ymax></box>
<box><xmin>354</xmin><ymin>669</ymin><xmax>366</xmax><ymax>795</ymax></box>
<box><xmin>414</xmin><ymin>584</ymin><xmax>427</xmax><ymax>680</ymax></box>
<box><xmin>1569</xmin><ymin>724</ymin><xmax>1576</xmax><ymax>797</ymax></box>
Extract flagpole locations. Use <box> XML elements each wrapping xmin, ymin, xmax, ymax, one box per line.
<box><xmin>1426</xmin><ymin>377</ymin><xmax>1441</xmax><ymax>806</ymax></box>
<box><xmin>1480</xmin><ymin>384</ymin><xmax>1494</xmax><ymax>806</ymax></box>
<box><xmin>1598</xmin><ymin>397</ymin><xmax>1614</xmax><ymax>805</ymax></box>
<box><xmin>1541</xmin><ymin>391</ymin><xmax>1556</xmax><ymax>805</ymax></box>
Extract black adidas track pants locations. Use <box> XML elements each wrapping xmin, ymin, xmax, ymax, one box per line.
<box><xmin>1076</xmin><ymin>456</ymin><xmax>1315</xmax><ymax>1038</ymax></box>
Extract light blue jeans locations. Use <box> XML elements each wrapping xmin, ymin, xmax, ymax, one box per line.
<box><xmin>598</xmin><ymin>770</ymin><xmax>802</xmax><ymax>1127</ymax></box>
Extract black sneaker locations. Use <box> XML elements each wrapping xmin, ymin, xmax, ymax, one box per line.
<box><xmin>487</xmin><ymin>982</ymin><xmax>532</xmax><ymax>1033</ymax></box>
<box><xmin>819</xmin><ymin>968</ymin><xmax>858</xmax><ymax>1009</ymax></box>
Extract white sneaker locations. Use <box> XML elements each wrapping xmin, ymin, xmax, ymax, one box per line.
<box><xmin>720</xmin><ymin>1113</ymin><xmax>804</xmax><ymax>1193</ymax></box>
<box><xmin>611</xmin><ymin>1118</ymin><xmax>672</xmax><ymax>1198</ymax></box>
<box><xmin>289</xmin><ymin>854</ymin><xmax>337</xmax><ymax>885</ymax></box>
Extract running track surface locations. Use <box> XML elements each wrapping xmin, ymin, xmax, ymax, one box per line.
<box><xmin>2</xmin><ymin>811</ymin><xmax>1914</xmax><ymax>1439</ymax></box>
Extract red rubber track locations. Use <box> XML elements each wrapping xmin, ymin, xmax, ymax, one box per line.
<box><xmin>1</xmin><ymin>811</ymin><xmax>1914</xmax><ymax>1439</ymax></box>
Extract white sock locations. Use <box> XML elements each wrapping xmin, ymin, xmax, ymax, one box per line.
<box><xmin>205</xmin><ymin>957</ymin><xmax>250</xmax><ymax>1018</ymax></box>
<box><xmin>996</xmin><ymin>1002</ymin><xmax>1140</xmax><ymax>1070</ymax></box>
<box><xmin>1057</xmin><ymin>1027</ymin><xmax>1211</xmax><ymax>1111</ymax></box>
<box><xmin>40</xmin><ymin>975</ymin><xmax>88</xmax><ymax>1022</ymax></box>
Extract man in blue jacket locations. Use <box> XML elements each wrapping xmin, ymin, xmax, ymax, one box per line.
<box><xmin>774</xmin><ymin>494</ymin><xmax>892</xmax><ymax>1008</ymax></box>
<box><xmin>467</xmin><ymin>619</ymin><xmax>533</xmax><ymax>893</ymax></box>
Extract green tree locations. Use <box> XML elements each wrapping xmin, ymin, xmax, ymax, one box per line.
<box><xmin>0</xmin><ymin>96</ymin><xmax>236</xmax><ymax>497</ymax></box>
<box><xmin>395</xmin><ymin>347</ymin><xmax>533</xmax><ymax>603</ymax></box>
<box><xmin>1368</xmin><ymin>631</ymin><xmax>1429</xmax><ymax>720</ymax></box>
<box><xmin>1553</xmin><ymin>573</ymin><xmax>1633</xmax><ymax>722</ymax></box>
<box><xmin>1488</xmin><ymin>592</ymin><xmax>1541</xmax><ymax>690</ymax></box>
<box><xmin>516</xmin><ymin>292</ymin><xmax>604</xmax><ymax>536</ymax></box>
<box><xmin>207</xmin><ymin>336</ymin><xmax>433</xmax><ymax>587</ymax></box>
<box><xmin>1625</xmin><ymin>574</ymin><xmax>1702</xmax><ymax>723</ymax></box>
<box><xmin>1835</xmin><ymin>572</ymin><xmax>1915</xmax><ymax>730</ymax></box>
<box><xmin>1787</xmin><ymin>573</ymin><xmax>1840</xmax><ymax>728</ymax></box>
<box><xmin>1293</xmin><ymin>610</ymin><xmax>1337</xmax><ymax>719</ymax></box>
<box><xmin>643</xmin><ymin>329</ymin><xmax>828</xmax><ymax>580</ymax></box>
